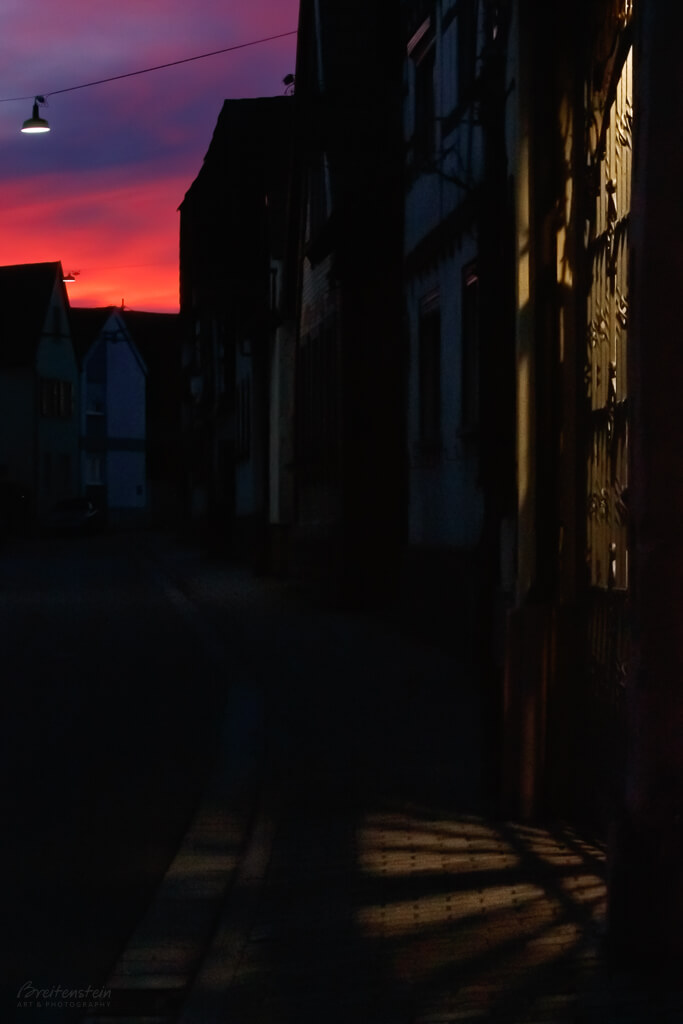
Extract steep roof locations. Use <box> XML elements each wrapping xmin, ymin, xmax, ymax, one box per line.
<box><xmin>0</xmin><ymin>262</ymin><xmax>66</xmax><ymax>368</ymax></box>
<box><xmin>180</xmin><ymin>95</ymin><xmax>293</xmax><ymax>211</ymax></box>
<box><xmin>70</xmin><ymin>306</ymin><xmax>156</xmax><ymax>377</ymax></box>
<box><xmin>121</xmin><ymin>311</ymin><xmax>180</xmax><ymax>374</ymax></box>
<box><xmin>179</xmin><ymin>97</ymin><xmax>293</xmax><ymax>311</ymax></box>
<box><xmin>69</xmin><ymin>306</ymin><xmax>117</xmax><ymax>365</ymax></box>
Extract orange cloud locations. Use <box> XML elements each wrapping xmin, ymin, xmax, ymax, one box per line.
<box><xmin>0</xmin><ymin>167</ymin><xmax>185</xmax><ymax>311</ymax></box>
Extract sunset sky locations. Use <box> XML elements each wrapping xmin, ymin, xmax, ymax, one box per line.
<box><xmin>0</xmin><ymin>1</ymin><xmax>299</xmax><ymax>312</ymax></box>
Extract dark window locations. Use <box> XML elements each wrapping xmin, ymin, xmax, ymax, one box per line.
<box><xmin>457</xmin><ymin>0</ymin><xmax>479</xmax><ymax>107</ymax></box>
<box><xmin>461</xmin><ymin>263</ymin><xmax>480</xmax><ymax>432</ymax></box>
<box><xmin>407</xmin><ymin>0</ymin><xmax>435</xmax><ymax>39</ymax></box>
<box><xmin>39</xmin><ymin>378</ymin><xmax>73</xmax><ymax>419</ymax></box>
<box><xmin>86</xmin><ymin>454</ymin><xmax>104</xmax><ymax>485</ymax></box>
<box><xmin>413</xmin><ymin>39</ymin><xmax>436</xmax><ymax>165</ymax></box>
<box><xmin>419</xmin><ymin>297</ymin><xmax>442</xmax><ymax>451</ymax></box>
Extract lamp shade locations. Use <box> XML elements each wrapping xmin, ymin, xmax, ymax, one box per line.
<box><xmin>21</xmin><ymin>100</ymin><xmax>50</xmax><ymax>133</ymax></box>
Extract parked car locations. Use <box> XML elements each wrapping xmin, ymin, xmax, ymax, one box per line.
<box><xmin>42</xmin><ymin>497</ymin><xmax>101</xmax><ymax>536</ymax></box>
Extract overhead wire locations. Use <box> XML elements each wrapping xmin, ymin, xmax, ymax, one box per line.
<box><xmin>0</xmin><ymin>30</ymin><xmax>298</xmax><ymax>104</ymax></box>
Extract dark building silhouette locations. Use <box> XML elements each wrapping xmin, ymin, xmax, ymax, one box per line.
<box><xmin>289</xmin><ymin>0</ymin><xmax>406</xmax><ymax>600</ymax></box>
<box><xmin>176</xmin><ymin>0</ymin><xmax>683</xmax><ymax>963</ymax></box>
<box><xmin>124</xmin><ymin>311</ymin><xmax>183</xmax><ymax>528</ymax></box>
<box><xmin>178</xmin><ymin>95</ymin><xmax>293</xmax><ymax>558</ymax></box>
<box><xmin>0</xmin><ymin>261</ymin><xmax>79</xmax><ymax>526</ymax></box>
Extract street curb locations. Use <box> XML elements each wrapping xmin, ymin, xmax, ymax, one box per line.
<box><xmin>82</xmin><ymin>540</ymin><xmax>268</xmax><ymax>1024</ymax></box>
<box><xmin>176</xmin><ymin>786</ymin><xmax>278</xmax><ymax>1024</ymax></box>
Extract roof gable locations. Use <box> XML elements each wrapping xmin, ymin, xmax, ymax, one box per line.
<box><xmin>0</xmin><ymin>262</ymin><xmax>67</xmax><ymax>368</ymax></box>
<box><xmin>180</xmin><ymin>95</ymin><xmax>293</xmax><ymax>212</ymax></box>
<box><xmin>71</xmin><ymin>306</ymin><xmax>149</xmax><ymax>377</ymax></box>
<box><xmin>69</xmin><ymin>306</ymin><xmax>114</xmax><ymax>364</ymax></box>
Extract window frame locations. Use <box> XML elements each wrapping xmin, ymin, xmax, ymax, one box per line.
<box><xmin>408</xmin><ymin>16</ymin><xmax>437</xmax><ymax>168</ymax></box>
<box><xmin>39</xmin><ymin>377</ymin><xmax>73</xmax><ymax>419</ymax></box>
<box><xmin>418</xmin><ymin>290</ymin><xmax>442</xmax><ymax>453</ymax></box>
<box><xmin>460</xmin><ymin>261</ymin><xmax>481</xmax><ymax>436</ymax></box>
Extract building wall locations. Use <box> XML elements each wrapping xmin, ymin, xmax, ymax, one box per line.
<box><xmin>268</xmin><ymin>323</ymin><xmax>295</xmax><ymax>526</ymax></box>
<box><xmin>267</xmin><ymin>249</ymin><xmax>296</xmax><ymax>549</ymax></box>
<box><xmin>234</xmin><ymin>346</ymin><xmax>257</xmax><ymax>519</ymax></box>
<box><xmin>108</xmin><ymin>451</ymin><xmax>146</xmax><ymax>512</ymax></box>
<box><xmin>297</xmin><ymin>251</ymin><xmax>341</xmax><ymax>530</ymax></box>
<box><xmin>80</xmin><ymin>315</ymin><xmax>147</xmax><ymax>518</ymax></box>
<box><xmin>35</xmin><ymin>289</ymin><xmax>80</xmax><ymax>511</ymax></box>
<box><xmin>0</xmin><ymin>369</ymin><xmax>34</xmax><ymax>489</ymax></box>
<box><xmin>105</xmin><ymin>328</ymin><xmax>146</xmax><ymax>516</ymax></box>
<box><xmin>404</xmin><ymin>0</ymin><xmax>487</xmax><ymax>556</ymax></box>
<box><xmin>106</xmin><ymin>326</ymin><xmax>146</xmax><ymax>440</ymax></box>
<box><xmin>406</xmin><ymin>244</ymin><xmax>484</xmax><ymax>549</ymax></box>
<box><xmin>178</xmin><ymin>95</ymin><xmax>293</xmax><ymax>551</ymax></box>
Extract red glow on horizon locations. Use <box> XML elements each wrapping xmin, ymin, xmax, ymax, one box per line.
<box><xmin>0</xmin><ymin>170</ymin><xmax>183</xmax><ymax>312</ymax></box>
<box><xmin>0</xmin><ymin>2</ymin><xmax>300</xmax><ymax>313</ymax></box>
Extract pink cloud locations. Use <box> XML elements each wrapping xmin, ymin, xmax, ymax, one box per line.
<box><xmin>0</xmin><ymin>168</ymin><xmax>187</xmax><ymax>311</ymax></box>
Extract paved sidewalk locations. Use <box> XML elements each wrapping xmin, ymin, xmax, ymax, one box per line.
<box><xmin>89</xmin><ymin>533</ymin><xmax>683</xmax><ymax>1023</ymax></box>
<box><xmin>183</xmin><ymin>808</ymin><xmax>612</xmax><ymax>1023</ymax></box>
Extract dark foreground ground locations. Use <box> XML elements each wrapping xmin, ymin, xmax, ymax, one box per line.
<box><xmin>4</xmin><ymin>530</ymin><xmax>683</xmax><ymax>1022</ymax></box>
<box><xmin>2</xmin><ymin>531</ymin><xmax>229</xmax><ymax>1014</ymax></box>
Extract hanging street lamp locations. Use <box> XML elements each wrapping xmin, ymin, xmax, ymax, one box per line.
<box><xmin>21</xmin><ymin>96</ymin><xmax>50</xmax><ymax>133</ymax></box>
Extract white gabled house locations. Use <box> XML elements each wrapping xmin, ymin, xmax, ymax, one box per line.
<box><xmin>70</xmin><ymin>307</ymin><xmax>148</xmax><ymax>525</ymax></box>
